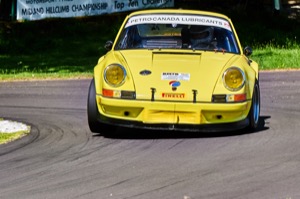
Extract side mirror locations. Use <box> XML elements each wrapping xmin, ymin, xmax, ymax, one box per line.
<box><xmin>244</xmin><ymin>46</ymin><xmax>253</xmax><ymax>57</ymax></box>
<box><xmin>104</xmin><ymin>41</ymin><xmax>113</xmax><ymax>51</ymax></box>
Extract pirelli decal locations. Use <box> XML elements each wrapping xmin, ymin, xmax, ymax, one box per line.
<box><xmin>162</xmin><ymin>93</ymin><xmax>185</xmax><ymax>98</ymax></box>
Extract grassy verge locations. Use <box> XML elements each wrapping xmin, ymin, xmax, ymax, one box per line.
<box><xmin>252</xmin><ymin>42</ymin><xmax>300</xmax><ymax>70</ymax></box>
<box><xmin>0</xmin><ymin>118</ymin><xmax>31</xmax><ymax>145</ymax></box>
<box><xmin>0</xmin><ymin>131</ymin><xmax>29</xmax><ymax>144</ymax></box>
<box><xmin>0</xmin><ymin>15</ymin><xmax>123</xmax><ymax>81</ymax></box>
<box><xmin>0</xmin><ymin>53</ymin><xmax>94</xmax><ymax>81</ymax></box>
<box><xmin>253</xmin><ymin>48</ymin><xmax>300</xmax><ymax>70</ymax></box>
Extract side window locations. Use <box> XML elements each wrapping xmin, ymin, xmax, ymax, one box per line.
<box><xmin>116</xmin><ymin>28</ymin><xmax>129</xmax><ymax>49</ymax></box>
<box><xmin>116</xmin><ymin>26</ymin><xmax>142</xmax><ymax>49</ymax></box>
<box><xmin>228</xmin><ymin>33</ymin><xmax>239</xmax><ymax>53</ymax></box>
<box><xmin>213</xmin><ymin>28</ymin><xmax>239</xmax><ymax>53</ymax></box>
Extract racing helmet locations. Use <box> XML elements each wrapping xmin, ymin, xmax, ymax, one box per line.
<box><xmin>189</xmin><ymin>26</ymin><xmax>214</xmax><ymax>48</ymax></box>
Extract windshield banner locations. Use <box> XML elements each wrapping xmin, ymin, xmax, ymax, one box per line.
<box><xmin>125</xmin><ymin>14</ymin><xmax>232</xmax><ymax>31</ymax></box>
<box><xmin>17</xmin><ymin>0</ymin><xmax>174</xmax><ymax>21</ymax></box>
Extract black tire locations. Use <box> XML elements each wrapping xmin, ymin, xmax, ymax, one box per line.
<box><xmin>248</xmin><ymin>80</ymin><xmax>260</xmax><ymax>131</ymax></box>
<box><xmin>87</xmin><ymin>78</ymin><xmax>101</xmax><ymax>133</ymax></box>
<box><xmin>87</xmin><ymin>79</ymin><xmax>117</xmax><ymax>134</ymax></box>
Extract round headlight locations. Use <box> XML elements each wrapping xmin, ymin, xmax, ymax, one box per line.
<box><xmin>104</xmin><ymin>64</ymin><xmax>126</xmax><ymax>87</ymax></box>
<box><xmin>223</xmin><ymin>67</ymin><xmax>245</xmax><ymax>91</ymax></box>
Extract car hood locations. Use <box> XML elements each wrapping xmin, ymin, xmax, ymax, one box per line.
<box><xmin>118</xmin><ymin>50</ymin><xmax>237</xmax><ymax>102</ymax></box>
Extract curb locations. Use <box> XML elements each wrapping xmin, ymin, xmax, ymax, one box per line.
<box><xmin>0</xmin><ymin>120</ymin><xmax>38</xmax><ymax>155</ymax></box>
<box><xmin>0</xmin><ymin>120</ymin><xmax>30</xmax><ymax>134</ymax></box>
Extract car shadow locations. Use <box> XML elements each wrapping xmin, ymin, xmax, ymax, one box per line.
<box><xmin>94</xmin><ymin>115</ymin><xmax>271</xmax><ymax>140</ymax></box>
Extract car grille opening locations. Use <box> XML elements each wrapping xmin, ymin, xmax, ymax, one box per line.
<box><xmin>212</xmin><ymin>95</ymin><xmax>227</xmax><ymax>103</ymax></box>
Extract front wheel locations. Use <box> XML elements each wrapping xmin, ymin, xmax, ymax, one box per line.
<box><xmin>87</xmin><ymin>79</ymin><xmax>101</xmax><ymax>133</ymax></box>
<box><xmin>87</xmin><ymin>79</ymin><xmax>117</xmax><ymax>134</ymax></box>
<box><xmin>248</xmin><ymin>80</ymin><xmax>260</xmax><ymax>131</ymax></box>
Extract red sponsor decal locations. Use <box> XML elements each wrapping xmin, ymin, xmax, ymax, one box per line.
<box><xmin>162</xmin><ymin>93</ymin><xmax>185</xmax><ymax>98</ymax></box>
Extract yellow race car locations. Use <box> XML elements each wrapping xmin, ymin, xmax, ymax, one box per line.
<box><xmin>87</xmin><ymin>9</ymin><xmax>260</xmax><ymax>133</ymax></box>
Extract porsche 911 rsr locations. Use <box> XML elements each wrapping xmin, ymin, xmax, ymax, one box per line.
<box><xmin>87</xmin><ymin>9</ymin><xmax>260</xmax><ymax>133</ymax></box>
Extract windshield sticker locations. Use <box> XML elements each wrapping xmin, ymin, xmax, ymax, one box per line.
<box><xmin>162</xmin><ymin>73</ymin><xmax>190</xmax><ymax>81</ymax></box>
<box><xmin>125</xmin><ymin>14</ymin><xmax>232</xmax><ymax>31</ymax></box>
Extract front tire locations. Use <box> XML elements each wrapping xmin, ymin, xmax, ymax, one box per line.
<box><xmin>87</xmin><ymin>79</ymin><xmax>117</xmax><ymax>134</ymax></box>
<box><xmin>248</xmin><ymin>80</ymin><xmax>260</xmax><ymax>131</ymax></box>
<box><xmin>87</xmin><ymin>78</ymin><xmax>101</xmax><ymax>133</ymax></box>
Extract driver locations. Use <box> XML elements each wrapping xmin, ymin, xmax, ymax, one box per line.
<box><xmin>189</xmin><ymin>25</ymin><xmax>215</xmax><ymax>49</ymax></box>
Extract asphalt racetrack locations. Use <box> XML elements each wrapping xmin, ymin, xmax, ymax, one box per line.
<box><xmin>0</xmin><ymin>71</ymin><xmax>300</xmax><ymax>199</ymax></box>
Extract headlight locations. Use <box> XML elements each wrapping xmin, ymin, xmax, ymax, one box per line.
<box><xmin>104</xmin><ymin>64</ymin><xmax>126</xmax><ymax>87</ymax></box>
<box><xmin>223</xmin><ymin>67</ymin><xmax>245</xmax><ymax>91</ymax></box>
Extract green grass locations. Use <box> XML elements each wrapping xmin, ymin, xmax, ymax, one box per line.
<box><xmin>252</xmin><ymin>39</ymin><xmax>300</xmax><ymax>70</ymax></box>
<box><xmin>253</xmin><ymin>47</ymin><xmax>300</xmax><ymax>70</ymax></box>
<box><xmin>0</xmin><ymin>131</ymin><xmax>29</xmax><ymax>144</ymax></box>
<box><xmin>0</xmin><ymin>54</ymin><xmax>96</xmax><ymax>81</ymax></box>
<box><xmin>233</xmin><ymin>12</ymin><xmax>300</xmax><ymax>70</ymax></box>
<box><xmin>0</xmin><ymin>15</ymin><xmax>123</xmax><ymax>81</ymax></box>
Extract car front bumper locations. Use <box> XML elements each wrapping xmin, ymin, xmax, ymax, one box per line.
<box><xmin>96</xmin><ymin>95</ymin><xmax>251</xmax><ymax>132</ymax></box>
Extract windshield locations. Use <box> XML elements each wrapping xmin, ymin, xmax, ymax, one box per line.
<box><xmin>115</xmin><ymin>14</ymin><xmax>240</xmax><ymax>54</ymax></box>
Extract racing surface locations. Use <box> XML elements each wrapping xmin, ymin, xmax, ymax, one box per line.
<box><xmin>0</xmin><ymin>71</ymin><xmax>300</xmax><ymax>199</ymax></box>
